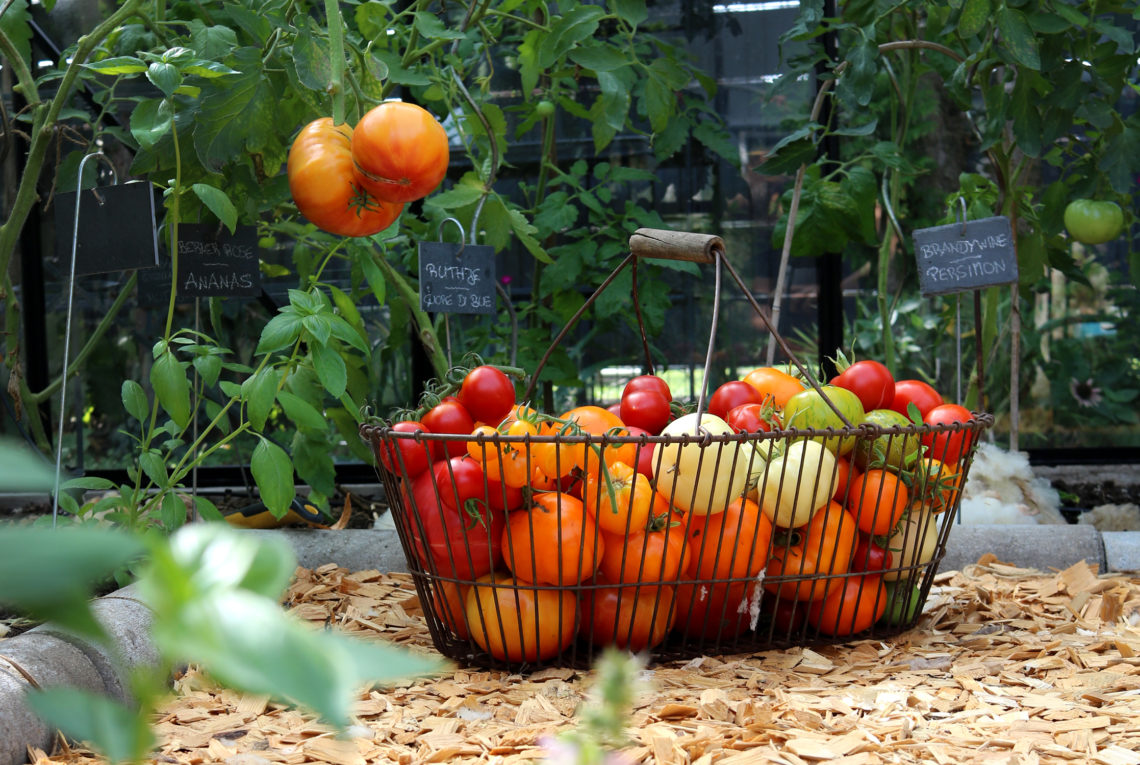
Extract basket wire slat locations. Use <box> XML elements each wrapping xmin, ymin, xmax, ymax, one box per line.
<box><xmin>360</xmin><ymin>229</ymin><xmax>993</xmax><ymax>670</ymax></box>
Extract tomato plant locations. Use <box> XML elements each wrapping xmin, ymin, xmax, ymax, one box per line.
<box><xmin>1063</xmin><ymin>199</ymin><xmax>1125</xmax><ymax>244</ymax></box>
<box><xmin>503</xmin><ymin>492</ymin><xmax>602</xmax><ymax>585</ymax></box>
<box><xmin>922</xmin><ymin>404</ymin><xmax>975</xmax><ymax>465</ymax></box>
<box><xmin>422</xmin><ymin>398</ymin><xmax>476</xmax><ymax>458</ymax></box>
<box><xmin>377</xmin><ymin>420</ymin><xmax>432</xmax><ymax>479</ymax></box>
<box><xmin>742</xmin><ymin>367</ymin><xmax>805</xmax><ymax>409</ymax></box>
<box><xmin>458</xmin><ymin>366</ymin><xmax>516</xmax><ymax>425</ymax></box>
<box><xmin>807</xmin><ymin>575</ymin><xmax>887</xmax><ymax>636</ymax></box>
<box><xmin>832</xmin><ymin>359</ymin><xmax>894</xmax><ymax>412</ymax></box>
<box><xmin>707</xmin><ymin>381</ymin><xmax>764</xmax><ymax>421</ymax></box>
<box><xmin>580</xmin><ymin>579</ymin><xmax>674</xmax><ymax>652</ymax></box>
<box><xmin>287</xmin><ymin>117</ymin><xmax>404</xmax><ymax>237</ymax></box>
<box><xmin>889</xmin><ymin>380</ymin><xmax>943</xmax><ymax>420</ymax></box>
<box><xmin>846</xmin><ymin>468</ymin><xmax>909</xmax><ymax>536</ymax></box>
<box><xmin>352</xmin><ymin>101</ymin><xmax>450</xmax><ymax>203</ymax></box>
<box><xmin>765</xmin><ymin>502</ymin><xmax>857</xmax><ymax>601</ymax></box>
<box><xmin>465</xmin><ymin>574</ymin><xmax>576</xmax><ymax>662</ymax></box>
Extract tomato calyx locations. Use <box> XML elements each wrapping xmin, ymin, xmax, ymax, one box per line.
<box><xmin>461</xmin><ymin>496</ymin><xmax>495</xmax><ymax>533</ymax></box>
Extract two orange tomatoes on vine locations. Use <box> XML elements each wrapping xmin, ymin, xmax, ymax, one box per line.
<box><xmin>286</xmin><ymin>102</ymin><xmax>449</xmax><ymax>237</ymax></box>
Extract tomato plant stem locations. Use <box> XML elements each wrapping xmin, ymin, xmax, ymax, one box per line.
<box><xmin>324</xmin><ymin>0</ymin><xmax>347</xmax><ymax>125</ymax></box>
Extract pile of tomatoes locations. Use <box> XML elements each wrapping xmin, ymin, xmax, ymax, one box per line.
<box><xmin>376</xmin><ymin>360</ymin><xmax>977</xmax><ymax>662</ymax></box>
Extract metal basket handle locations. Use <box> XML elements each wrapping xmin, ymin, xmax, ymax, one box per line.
<box><xmin>523</xmin><ymin>228</ymin><xmax>855</xmax><ymax>428</ymax></box>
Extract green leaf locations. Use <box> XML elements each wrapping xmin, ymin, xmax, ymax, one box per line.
<box><xmin>130</xmin><ymin>99</ymin><xmax>175</xmax><ymax>149</ymax></box>
<box><xmin>427</xmin><ymin>184</ymin><xmax>485</xmax><ymax>210</ymax></box>
<box><xmin>508</xmin><ymin>208</ymin><xmax>553</xmax><ymax>264</ymax></box>
<box><xmin>540</xmin><ymin>6</ymin><xmax>606</xmax><ymax>69</ymax></box>
<box><xmin>147</xmin><ymin>61</ymin><xmax>182</xmax><ymax>97</ymax></box>
<box><xmin>568</xmin><ymin>43</ymin><xmax>629</xmax><ymax>72</ymax></box>
<box><xmin>293</xmin><ymin>436</ymin><xmax>337</xmax><ymax>498</ymax></box>
<box><xmin>413</xmin><ymin>11</ymin><xmax>467</xmax><ymax>39</ymax></box>
<box><xmin>644</xmin><ymin>74</ymin><xmax>673</xmax><ymax>134</ymax></box>
<box><xmin>83</xmin><ymin>55</ymin><xmax>148</xmax><ymax>75</ymax></box>
<box><xmin>194</xmin><ymin>495</ymin><xmax>224</xmax><ymax>521</ymax></box>
<box><xmin>328</xmin><ymin>408</ymin><xmax>374</xmax><ymax>463</ymax></box>
<box><xmin>187</xmin><ymin>20</ymin><xmax>239</xmax><ymax>60</ymax></box>
<box><xmin>370</xmin><ymin>49</ymin><xmax>431</xmax><ymax>86</ymax></box>
<box><xmin>193</xmin><ymin>352</ymin><xmax>223</xmax><ymax>387</ymax></box>
<box><xmin>611</xmin><ymin>0</ymin><xmax>648</xmax><ymax>27</ymax></box>
<box><xmin>192</xmin><ymin>47</ymin><xmax>277</xmax><ymax>172</ymax></box>
<box><xmin>61</xmin><ymin>476</ymin><xmax>116</xmax><ymax>492</ymax></box>
<box><xmin>957</xmin><ymin>0</ymin><xmax>990</xmax><ymax>38</ymax></box>
<box><xmin>0</xmin><ymin>526</ymin><xmax>144</xmax><ymax>637</ymax></box>
<box><xmin>312</xmin><ymin>343</ymin><xmax>348</xmax><ymax>399</ymax></box>
<box><xmin>327</xmin><ymin>314</ymin><xmax>369</xmax><ymax>354</ymax></box>
<box><xmin>0</xmin><ymin>438</ymin><xmax>56</xmax><ymax>492</ymax></box>
<box><xmin>138</xmin><ymin>450</ymin><xmax>169</xmax><ymax>488</ymax></box>
<box><xmin>182</xmin><ymin>60</ymin><xmax>240</xmax><ymax>79</ymax></box>
<box><xmin>0</xmin><ymin>0</ymin><xmax>32</xmax><ymax>66</ymax></box>
<box><xmin>302</xmin><ymin>313</ymin><xmax>333</xmax><ymax>347</ymax></box>
<box><xmin>190</xmin><ymin>184</ymin><xmax>238</xmax><ymax>233</ymax></box>
<box><xmin>121</xmin><ymin>380</ymin><xmax>150</xmax><ymax>424</ymax></box>
<box><xmin>27</xmin><ymin>689</ymin><xmax>155</xmax><ymax>765</ymax></box>
<box><xmin>151</xmin><ymin>350</ymin><xmax>191</xmax><ymax>430</ymax></box>
<box><xmin>162</xmin><ymin>523</ymin><xmax>296</xmax><ymax>598</ymax></box>
<box><xmin>277</xmin><ymin>390</ymin><xmax>327</xmax><ymax>432</ymax></box>
<box><xmin>160</xmin><ymin>491</ymin><xmax>189</xmax><ymax>529</ymax></box>
<box><xmin>242</xmin><ymin>367</ymin><xmax>278</xmax><ymax>432</ymax></box>
<box><xmin>256</xmin><ymin>311</ymin><xmax>302</xmax><ymax>354</ymax></box>
<box><xmin>996</xmin><ymin>8</ymin><xmax>1040</xmax><ymax>70</ymax></box>
<box><xmin>293</xmin><ymin>19</ymin><xmax>332</xmax><ymax>92</ymax></box>
<box><xmin>360</xmin><ymin>255</ymin><xmax>387</xmax><ymax>306</ymax></box>
<box><xmin>843</xmin><ymin>37</ymin><xmax>878</xmax><ymax>107</ymax></box>
<box><xmin>250</xmin><ymin>438</ymin><xmax>295</xmax><ymax>518</ymax></box>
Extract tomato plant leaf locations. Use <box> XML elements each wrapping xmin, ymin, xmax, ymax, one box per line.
<box><xmin>242</xmin><ymin>367</ymin><xmax>278</xmax><ymax>432</ymax></box>
<box><xmin>957</xmin><ymin>0</ymin><xmax>990</xmax><ymax>39</ymax></box>
<box><xmin>371</xmin><ymin>49</ymin><xmax>432</xmax><ymax>86</ymax></box>
<box><xmin>540</xmin><ymin>6</ymin><xmax>605</xmax><ymax>69</ymax></box>
<box><xmin>569</xmin><ymin>43</ymin><xmax>629</xmax><ymax>73</ymax></box>
<box><xmin>293</xmin><ymin>19</ymin><xmax>331</xmax><ymax>92</ymax></box>
<box><xmin>611</xmin><ymin>0</ymin><xmax>648</xmax><ymax>27</ymax></box>
<box><xmin>121</xmin><ymin>379</ymin><xmax>150</xmax><ymax>424</ymax></box>
<box><xmin>151</xmin><ymin>350</ymin><xmax>191</xmax><ymax>430</ymax></box>
<box><xmin>250</xmin><ymin>438</ymin><xmax>295</xmax><ymax>517</ymax></box>
<box><xmin>277</xmin><ymin>390</ymin><xmax>327</xmax><ymax>432</ymax></box>
<box><xmin>312</xmin><ymin>342</ymin><xmax>348</xmax><ymax>399</ymax></box>
<box><xmin>996</xmin><ymin>8</ymin><xmax>1040</xmax><ymax>70</ymax></box>
<box><xmin>27</xmin><ymin>688</ymin><xmax>155</xmax><ymax>765</ymax></box>
<box><xmin>0</xmin><ymin>0</ymin><xmax>32</xmax><ymax>66</ymax></box>
<box><xmin>192</xmin><ymin>47</ymin><xmax>277</xmax><ymax>172</ymax></box>
<box><xmin>841</xmin><ymin>36</ymin><xmax>878</xmax><ymax>107</ymax></box>
<box><xmin>413</xmin><ymin>11</ymin><xmax>467</xmax><ymax>40</ymax></box>
<box><xmin>190</xmin><ymin>183</ymin><xmax>238</xmax><ymax>233</ymax></box>
<box><xmin>187</xmin><ymin>19</ymin><xmax>238</xmax><ymax>60</ymax></box>
<box><xmin>644</xmin><ymin>73</ymin><xmax>674</xmax><ymax>134</ymax></box>
<box><xmin>507</xmin><ymin>207</ymin><xmax>553</xmax><ymax>264</ymax></box>
<box><xmin>147</xmin><ymin>61</ymin><xmax>182</xmax><ymax>98</ymax></box>
<box><xmin>427</xmin><ymin>183</ymin><xmax>485</xmax><ymax>210</ymax></box>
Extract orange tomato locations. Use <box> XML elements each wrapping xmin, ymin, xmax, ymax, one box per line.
<box><xmin>807</xmin><ymin>574</ymin><xmax>887</xmax><ymax>636</ymax></box>
<box><xmin>914</xmin><ymin>457</ymin><xmax>962</xmax><ymax>513</ymax></box>
<box><xmin>502</xmin><ymin>492</ymin><xmax>603</xmax><ymax>585</ymax></box>
<box><xmin>534</xmin><ymin>405</ymin><xmax>631</xmax><ymax>479</ymax></box>
<box><xmin>432</xmin><ymin>579</ymin><xmax>470</xmax><ymax>639</ymax></box>
<box><xmin>683</xmin><ymin>497</ymin><xmax>774</xmax><ymax>581</ymax></box>
<box><xmin>765</xmin><ymin>502</ymin><xmax>858</xmax><ymax>601</ymax></box>
<box><xmin>352</xmin><ymin>101</ymin><xmax>449</xmax><ymax>203</ymax></box>
<box><xmin>465</xmin><ymin>574</ymin><xmax>576</xmax><ymax>662</ymax></box>
<box><xmin>581</xmin><ymin>579</ymin><xmax>674</xmax><ymax>652</ymax></box>
<box><xmin>599</xmin><ymin>510</ymin><xmax>686</xmax><ymax>585</ymax></box>
<box><xmin>846</xmin><ymin>468</ymin><xmax>909</xmax><ymax>536</ymax></box>
<box><xmin>742</xmin><ymin>367</ymin><xmax>805</xmax><ymax>409</ymax></box>
<box><xmin>584</xmin><ymin>460</ymin><xmax>656</xmax><ymax>536</ymax></box>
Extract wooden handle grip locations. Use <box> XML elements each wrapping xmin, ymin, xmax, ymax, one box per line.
<box><xmin>629</xmin><ymin>228</ymin><xmax>723</xmax><ymax>264</ymax></box>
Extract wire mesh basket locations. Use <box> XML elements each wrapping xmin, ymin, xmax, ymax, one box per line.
<box><xmin>360</xmin><ymin>228</ymin><xmax>992</xmax><ymax>670</ymax></box>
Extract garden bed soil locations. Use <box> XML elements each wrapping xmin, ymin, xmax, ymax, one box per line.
<box><xmin>24</xmin><ymin>557</ymin><xmax>1140</xmax><ymax>765</ymax></box>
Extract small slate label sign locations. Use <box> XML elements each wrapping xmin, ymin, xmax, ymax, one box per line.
<box><xmin>175</xmin><ymin>224</ymin><xmax>260</xmax><ymax>298</ymax></box>
<box><xmin>54</xmin><ymin>182</ymin><xmax>160</xmax><ymax>276</ymax></box>
<box><xmin>418</xmin><ymin>242</ymin><xmax>496</xmax><ymax>315</ymax></box>
<box><xmin>913</xmin><ymin>215</ymin><xmax>1019</xmax><ymax>296</ymax></box>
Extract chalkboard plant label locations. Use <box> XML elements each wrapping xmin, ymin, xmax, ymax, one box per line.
<box><xmin>53</xmin><ymin>181</ymin><xmax>160</xmax><ymax>276</ymax></box>
<box><xmin>912</xmin><ymin>216</ymin><xmax>1019</xmax><ymax>296</ymax></box>
<box><xmin>418</xmin><ymin>242</ymin><xmax>496</xmax><ymax>315</ymax></box>
<box><xmin>175</xmin><ymin>224</ymin><xmax>261</xmax><ymax>298</ymax></box>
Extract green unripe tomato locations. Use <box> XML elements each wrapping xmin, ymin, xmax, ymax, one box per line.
<box><xmin>1063</xmin><ymin>199</ymin><xmax>1124</xmax><ymax>245</ymax></box>
<box><xmin>534</xmin><ymin>100</ymin><xmax>555</xmax><ymax>118</ymax></box>
<box><xmin>880</xmin><ymin>581</ymin><xmax>922</xmax><ymax>626</ymax></box>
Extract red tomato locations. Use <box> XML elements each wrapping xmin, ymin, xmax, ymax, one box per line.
<box><xmin>725</xmin><ymin>402</ymin><xmax>779</xmax><ymax>433</ymax></box>
<box><xmin>620</xmin><ymin>389</ymin><xmax>671</xmax><ymax>435</ymax></box>
<box><xmin>850</xmin><ymin>535</ymin><xmax>893</xmax><ymax>573</ymax></box>
<box><xmin>352</xmin><ymin>101</ymin><xmax>449</xmax><ymax>203</ymax></box>
<box><xmin>287</xmin><ymin>117</ymin><xmax>404</xmax><ymax>237</ymax></box>
<box><xmin>889</xmin><ymin>379</ymin><xmax>943</xmax><ymax>421</ymax></box>
<box><xmin>377</xmin><ymin>420</ymin><xmax>432</xmax><ymax>478</ymax></box>
<box><xmin>625</xmin><ymin>426</ymin><xmax>657</xmax><ymax>479</ymax></box>
<box><xmin>623</xmin><ymin>374</ymin><xmax>672</xmax><ymax>402</ymax></box>
<box><xmin>672</xmin><ymin>579</ymin><xmax>757</xmax><ymax>640</ymax></box>
<box><xmin>707</xmin><ymin>380</ymin><xmax>764</xmax><ymax>421</ymax></box>
<box><xmin>922</xmin><ymin>404</ymin><xmax>975</xmax><ymax>465</ymax></box>
<box><xmin>421</xmin><ymin>398</ymin><xmax>475</xmax><ymax>458</ymax></box>
<box><xmin>458</xmin><ymin>366</ymin><xmax>516</xmax><ymax>425</ymax></box>
<box><xmin>432</xmin><ymin>456</ymin><xmax>489</xmax><ymax>513</ymax></box>
<box><xmin>400</xmin><ymin>467</ymin><xmax>503</xmax><ymax>580</ymax></box>
<box><xmin>832</xmin><ymin>360</ymin><xmax>895</xmax><ymax>412</ymax></box>
<box><xmin>465</xmin><ymin>574</ymin><xmax>576</xmax><ymax>662</ymax></box>
<box><xmin>581</xmin><ymin>579</ymin><xmax>674</xmax><ymax>652</ymax></box>
<box><xmin>807</xmin><ymin>574</ymin><xmax>887</xmax><ymax>637</ymax></box>
<box><xmin>503</xmin><ymin>492</ymin><xmax>603</xmax><ymax>585</ymax></box>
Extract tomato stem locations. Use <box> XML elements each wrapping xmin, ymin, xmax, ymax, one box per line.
<box><xmin>324</xmin><ymin>0</ymin><xmax>347</xmax><ymax>125</ymax></box>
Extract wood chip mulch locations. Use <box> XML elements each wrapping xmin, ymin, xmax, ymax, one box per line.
<box><xmin>29</xmin><ymin>556</ymin><xmax>1140</xmax><ymax>765</ymax></box>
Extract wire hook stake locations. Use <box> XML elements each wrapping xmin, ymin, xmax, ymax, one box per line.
<box><xmin>53</xmin><ymin>152</ymin><xmax>119</xmax><ymax>527</ymax></box>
